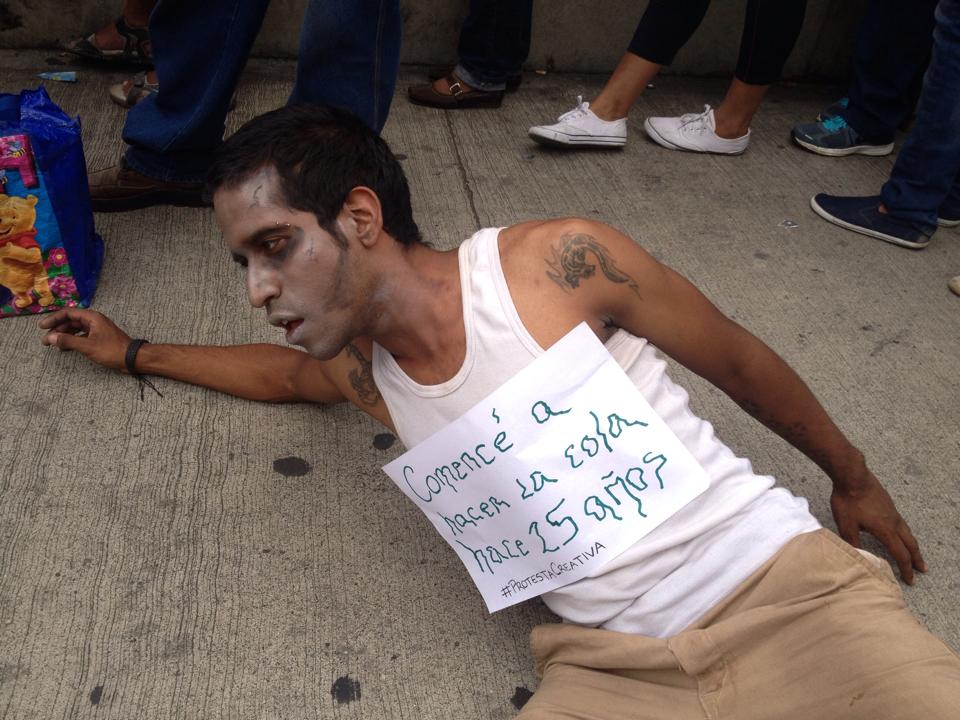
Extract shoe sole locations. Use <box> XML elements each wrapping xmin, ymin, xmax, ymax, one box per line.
<box><xmin>91</xmin><ymin>189</ymin><xmax>209</xmax><ymax>213</ymax></box>
<box><xmin>528</xmin><ymin>128</ymin><xmax>626</xmax><ymax>148</ymax></box>
<box><xmin>643</xmin><ymin>118</ymin><xmax>747</xmax><ymax>155</ymax></box>
<box><xmin>793</xmin><ymin>135</ymin><xmax>894</xmax><ymax>157</ymax></box>
<box><xmin>810</xmin><ymin>196</ymin><xmax>930</xmax><ymax>249</ymax></box>
<box><xmin>427</xmin><ymin>67</ymin><xmax>522</xmax><ymax>93</ymax></box>
<box><xmin>937</xmin><ymin>217</ymin><xmax>960</xmax><ymax>228</ymax></box>
<box><xmin>407</xmin><ymin>90</ymin><xmax>503</xmax><ymax>110</ymax></box>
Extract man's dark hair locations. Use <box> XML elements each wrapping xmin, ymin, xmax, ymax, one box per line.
<box><xmin>206</xmin><ymin>104</ymin><xmax>422</xmax><ymax>246</ymax></box>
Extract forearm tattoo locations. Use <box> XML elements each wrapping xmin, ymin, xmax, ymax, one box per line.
<box><xmin>545</xmin><ymin>233</ymin><xmax>643</xmax><ymax>298</ymax></box>
<box><xmin>738</xmin><ymin>399</ymin><xmax>835</xmax><ymax>476</ymax></box>
<box><xmin>346</xmin><ymin>343</ymin><xmax>381</xmax><ymax>406</ymax></box>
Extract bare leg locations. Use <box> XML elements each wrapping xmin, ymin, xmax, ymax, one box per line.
<box><xmin>92</xmin><ymin>0</ymin><xmax>158</xmax><ymax>49</ymax></box>
<box><xmin>713</xmin><ymin>78</ymin><xmax>770</xmax><ymax>139</ymax></box>
<box><xmin>590</xmin><ymin>52</ymin><xmax>661</xmax><ymax>121</ymax></box>
<box><xmin>122</xmin><ymin>0</ymin><xmax>156</xmax><ymax>27</ymax></box>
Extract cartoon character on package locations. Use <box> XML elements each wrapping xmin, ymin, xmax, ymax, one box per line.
<box><xmin>0</xmin><ymin>133</ymin><xmax>75</xmax><ymax>313</ymax></box>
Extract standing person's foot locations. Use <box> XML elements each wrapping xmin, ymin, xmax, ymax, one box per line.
<box><xmin>792</xmin><ymin>116</ymin><xmax>894</xmax><ymax>156</ymax></box>
<box><xmin>643</xmin><ymin>105</ymin><xmax>749</xmax><ymax>154</ymax></box>
<box><xmin>938</xmin><ymin>206</ymin><xmax>960</xmax><ymax>228</ymax></box>
<box><xmin>408</xmin><ymin>74</ymin><xmax>503</xmax><ymax>109</ymax></box>
<box><xmin>817</xmin><ymin>97</ymin><xmax>849</xmax><ymax>121</ymax></box>
<box><xmin>109</xmin><ymin>70</ymin><xmax>159</xmax><ymax>108</ymax></box>
<box><xmin>427</xmin><ymin>65</ymin><xmax>522</xmax><ymax>92</ymax></box>
<box><xmin>88</xmin><ymin>161</ymin><xmax>206</xmax><ymax>212</ymax></box>
<box><xmin>62</xmin><ymin>16</ymin><xmax>153</xmax><ymax>68</ymax></box>
<box><xmin>810</xmin><ymin>194</ymin><xmax>933</xmax><ymax>249</ymax></box>
<box><xmin>528</xmin><ymin>97</ymin><xmax>627</xmax><ymax>148</ymax></box>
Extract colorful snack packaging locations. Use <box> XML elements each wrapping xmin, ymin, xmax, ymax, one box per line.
<box><xmin>1</xmin><ymin>87</ymin><xmax>103</xmax><ymax>317</ymax></box>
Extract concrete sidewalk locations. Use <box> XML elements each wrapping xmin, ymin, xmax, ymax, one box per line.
<box><xmin>1</xmin><ymin>52</ymin><xmax>958</xmax><ymax>719</ymax></box>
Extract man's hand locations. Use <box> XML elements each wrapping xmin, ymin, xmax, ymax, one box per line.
<box><xmin>830</xmin><ymin>466</ymin><xmax>927</xmax><ymax>584</ymax></box>
<box><xmin>39</xmin><ymin>308</ymin><xmax>131</xmax><ymax>372</ymax></box>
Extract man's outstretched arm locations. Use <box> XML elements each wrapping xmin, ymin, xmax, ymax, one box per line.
<box><xmin>532</xmin><ymin>219</ymin><xmax>926</xmax><ymax>583</ymax></box>
<box><xmin>38</xmin><ymin>308</ymin><xmax>346</xmax><ymax>404</ymax></box>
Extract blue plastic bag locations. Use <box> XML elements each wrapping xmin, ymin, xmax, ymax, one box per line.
<box><xmin>0</xmin><ymin>87</ymin><xmax>103</xmax><ymax>317</ymax></box>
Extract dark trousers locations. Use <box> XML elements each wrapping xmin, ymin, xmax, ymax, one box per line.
<box><xmin>842</xmin><ymin>0</ymin><xmax>938</xmax><ymax>143</ymax></box>
<box><xmin>881</xmin><ymin>0</ymin><xmax>960</xmax><ymax>231</ymax></box>
<box><xmin>123</xmin><ymin>0</ymin><xmax>401</xmax><ymax>182</ymax></box>
<box><xmin>629</xmin><ymin>0</ymin><xmax>807</xmax><ymax>85</ymax></box>
<box><xmin>456</xmin><ymin>0</ymin><xmax>533</xmax><ymax>90</ymax></box>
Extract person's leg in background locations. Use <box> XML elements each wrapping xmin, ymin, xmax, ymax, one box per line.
<box><xmin>528</xmin><ymin>0</ymin><xmax>808</xmax><ymax>153</ymax></box>
<box><xmin>456</xmin><ymin>0</ymin><xmax>532</xmax><ymax>92</ymax></box>
<box><xmin>879</xmin><ymin>0</ymin><xmax>960</xmax><ymax>235</ymax></box>
<box><xmin>407</xmin><ymin>0</ymin><xmax>533</xmax><ymax>109</ymax></box>
<box><xmin>811</xmin><ymin>0</ymin><xmax>960</xmax><ymax>254</ymax></box>
<box><xmin>88</xmin><ymin>0</ymin><xmax>272</xmax><ymax>211</ymax></box>
<box><xmin>63</xmin><ymin>0</ymin><xmax>158</xmax><ymax>66</ymax></box>
<box><xmin>643</xmin><ymin>0</ymin><xmax>807</xmax><ymax>154</ymax></box>
<box><xmin>528</xmin><ymin>0</ymin><xmax>710</xmax><ymax>148</ymax></box>
<box><xmin>793</xmin><ymin>0</ymin><xmax>938</xmax><ymax>157</ymax></box>
<box><xmin>290</xmin><ymin>0</ymin><xmax>401</xmax><ymax>132</ymax></box>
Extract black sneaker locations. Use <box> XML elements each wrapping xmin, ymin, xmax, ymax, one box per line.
<box><xmin>810</xmin><ymin>194</ymin><xmax>933</xmax><ymax>249</ymax></box>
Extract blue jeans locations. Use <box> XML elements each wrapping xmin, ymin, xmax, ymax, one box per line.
<box><xmin>123</xmin><ymin>0</ymin><xmax>401</xmax><ymax>183</ymax></box>
<box><xmin>881</xmin><ymin>0</ymin><xmax>960</xmax><ymax>232</ymax></box>
<box><xmin>842</xmin><ymin>0</ymin><xmax>938</xmax><ymax>143</ymax></box>
<box><xmin>455</xmin><ymin>0</ymin><xmax>533</xmax><ymax>92</ymax></box>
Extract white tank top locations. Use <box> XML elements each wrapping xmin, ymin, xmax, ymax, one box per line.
<box><xmin>373</xmin><ymin>228</ymin><xmax>820</xmax><ymax>637</ymax></box>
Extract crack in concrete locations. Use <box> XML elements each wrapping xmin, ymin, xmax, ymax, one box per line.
<box><xmin>443</xmin><ymin>112</ymin><xmax>481</xmax><ymax>228</ymax></box>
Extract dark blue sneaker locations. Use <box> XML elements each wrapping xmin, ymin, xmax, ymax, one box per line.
<box><xmin>810</xmin><ymin>194</ymin><xmax>933</xmax><ymax>249</ymax></box>
<box><xmin>938</xmin><ymin>206</ymin><xmax>960</xmax><ymax>228</ymax></box>
<box><xmin>792</xmin><ymin>116</ymin><xmax>894</xmax><ymax>157</ymax></box>
<box><xmin>817</xmin><ymin>97</ymin><xmax>849</xmax><ymax>121</ymax></box>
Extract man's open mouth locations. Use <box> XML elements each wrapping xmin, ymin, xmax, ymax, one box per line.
<box><xmin>276</xmin><ymin>318</ymin><xmax>304</xmax><ymax>342</ymax></box>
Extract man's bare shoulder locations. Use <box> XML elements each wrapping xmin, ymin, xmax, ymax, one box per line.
<box><xmin>499</xmin><ymin>217</ymin><xmax>625</xmax><ymax>254</ymax></box>
<box><xmin>498</xmin><ymin>218</ymin><xmax>653</xmax><ymax>290</ymax></box>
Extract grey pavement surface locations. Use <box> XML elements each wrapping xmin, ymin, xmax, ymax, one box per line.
<box><xmin>1</xmin><ymin>52</ymin><xmax>958</xmax><ymax>719</ymax></box>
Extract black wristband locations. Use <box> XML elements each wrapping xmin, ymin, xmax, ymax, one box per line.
<box><xmin>125</xmin><ymin>338</ymin><xmax>149</xmax><ymax>376</ymax></box>
<box><xmin>123</xmin><ymin>339</ymin><xmax>163</xmax><ymax>400</ymax></box>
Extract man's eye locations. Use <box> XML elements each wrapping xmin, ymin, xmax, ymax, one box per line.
<box><xmin>262</xmin><ymin>238</ymin><xmax>283</xmax><ymax>252</ymax></box>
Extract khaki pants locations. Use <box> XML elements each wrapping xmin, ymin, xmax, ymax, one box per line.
<box><xmin>520</xmin><ymin>529</ymin><xmax>960</xmax><ymax>719</ymax></box>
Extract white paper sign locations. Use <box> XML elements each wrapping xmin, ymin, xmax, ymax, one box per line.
<box><xmin>383</xmin><ymin>323</ymin><xmax>710</xmax><ymax>612</ymax></box>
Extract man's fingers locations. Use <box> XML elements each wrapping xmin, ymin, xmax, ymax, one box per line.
<box><xmin>44</xmin><ymin>319</ymin><xmax>84</xmax><ymax>336</ymax></box>
<box><xmin>37</xmin><ymin>309</ymin><xmax>70</xmax><ymax>329</ymax></box>
<box><xmin>38</xmin><ymin>307</ymin><xmax>96</xmax><ymax>331</ymax></box>
<box><xmin>882</xmin><ymin>531</ymin><xmax>915</xmax><ymax>585</ymax></box>
<box><xmin>899</xmin><ymin>522</ymin><xmax>927</xmax><ymax>574</ymax></box>
<box><xmin>46</xmin><ymin>331</ymin><xmax>89</xmax><ymax>353</ymax></box>
<box><xmin>835</xmin><ymin>514</ymin><xmax>862</xmax><ymax>548</ymax></box>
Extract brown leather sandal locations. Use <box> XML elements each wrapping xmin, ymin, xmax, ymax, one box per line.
<box><xmin>408</xmin><ymin>74</ymin><xmax>504</xmax><ymax>109</ymax></box>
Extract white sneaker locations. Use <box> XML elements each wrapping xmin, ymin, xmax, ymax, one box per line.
<box><xmin>643</xmin><ymin>105</ymin><xmax>750</xmax><ymax>154</ymax></box>
<box><xmin>529</xmin><ymin>97</ymin><xmax>627</xmax><ymax>148</ymax></box>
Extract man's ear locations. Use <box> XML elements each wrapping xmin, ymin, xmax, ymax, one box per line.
<box><xmin>338</xmin><ymin>187</ymin><xmax>383</xmax><ymax>248</ymax></box>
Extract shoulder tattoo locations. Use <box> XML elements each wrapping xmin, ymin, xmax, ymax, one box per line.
<box><xmin>346</xmin><ymin>343</ymin><xmax>381</xmax><ymax>406</ymax></box>
<box><xmin>545</xmin><ymin>232</ymin><xmax>642</xmax><ymax>298</ymax></box>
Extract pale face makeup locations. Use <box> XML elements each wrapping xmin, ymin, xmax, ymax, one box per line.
<box><xmin>214</xmin><ymin>169</ymin><xmax>368</xmax><ymax>360</ymax></box>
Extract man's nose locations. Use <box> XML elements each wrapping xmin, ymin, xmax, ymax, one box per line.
<box><xmin>246</xmin><ymin>265</ymin><xmax>279</xmax><ymax>308</ymax></box>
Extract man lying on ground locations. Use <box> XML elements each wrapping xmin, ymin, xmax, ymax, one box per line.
<box><xmin>39</xmin><ymin>105</ymin><xmax>959</xmax><ymax>718</ymax></box>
